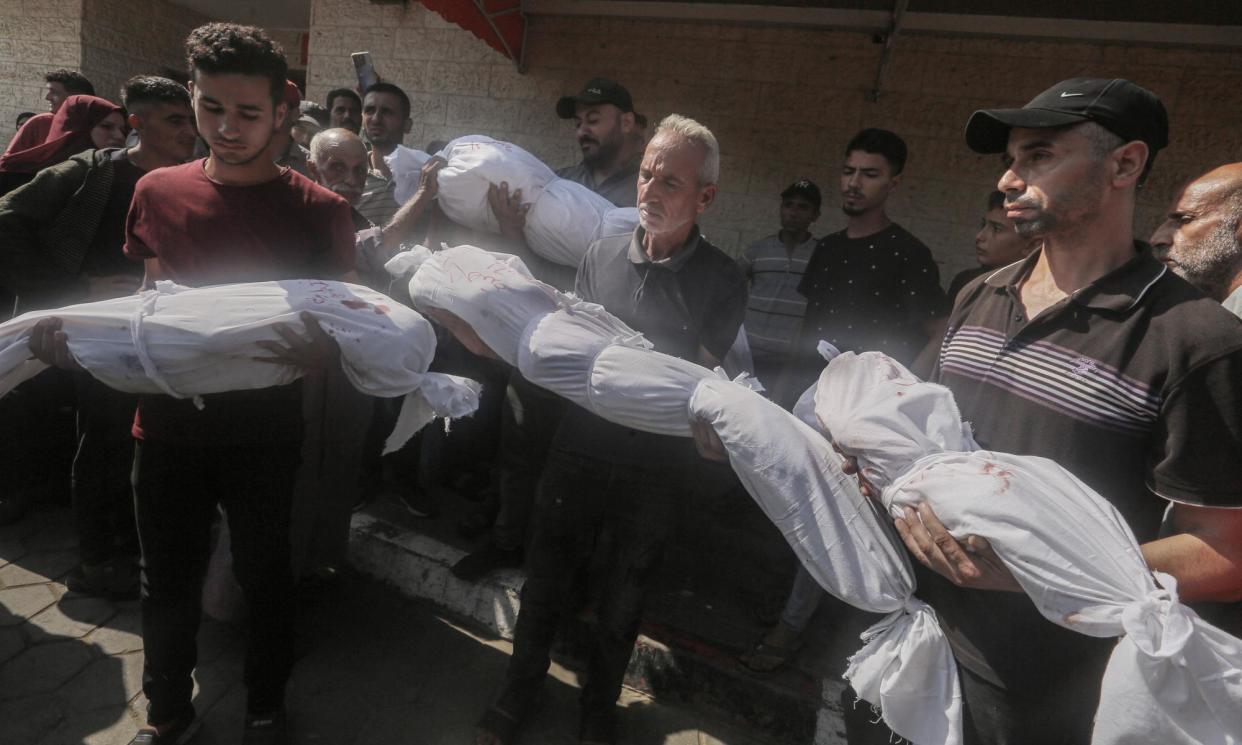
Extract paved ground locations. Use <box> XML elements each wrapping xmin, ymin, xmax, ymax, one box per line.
<box><xmin>0</xmin><ymin>505</ymin><xmax>774</xmax><ymax>745</ymax></box>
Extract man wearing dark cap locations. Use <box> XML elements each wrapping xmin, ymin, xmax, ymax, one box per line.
<box><xmin>843</xmin><ymin>78</ymin><xmax>1242</xmax><ymax>744</ymax></box>
<box><xmin>738</xmin><ymin>179</ymin><xmax>821</xmax><ymax>408</ymax></box>
<box><xmin>554</xmin><ymin>77</ymin><xmax>643</xmax><ymax>207</ymax></box>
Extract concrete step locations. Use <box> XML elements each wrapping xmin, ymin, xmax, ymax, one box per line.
<box><xmin>348</xmin><ymin>508</ymin><xmax>850</xmax><ymax>745</ymax></box>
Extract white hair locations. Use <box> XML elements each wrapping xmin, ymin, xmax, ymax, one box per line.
<box><xmin>308</xmin><ymin>127</ymin><xmax>366</xmax><ymax>166</ymax></box>
<box><xmin>654</xmin><ymin>114</ymin><xmax>720</xmax><ymax>186</ymax></box>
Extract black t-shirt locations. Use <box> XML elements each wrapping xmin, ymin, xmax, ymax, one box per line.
<box><xmin>80</xmin><ymin>149</ymin><xmax>145</xmax><ymax>278</ymax></box>
<box><xmin>924</xmin><ymin>246</ymin><xmax>1242</xmax><ymax>690</ymax></box>
<box><xmin>946</xmin><ymin>265</ymin><xmax>989</xmax><ymax>304</ymax></box>
<box><xmin>796</xmin><ymin>223</ymin><xmax>948</xmax><ymax>366</ymax></box>
<box><xmin>551</xmin><ymin>226</ymin><xmax>748</xmax><ymax>465</ymax></box>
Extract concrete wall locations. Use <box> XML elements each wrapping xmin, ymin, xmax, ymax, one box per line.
<box><xmin>305</xmin><ymin>0</ymin><xmax>1242</xmax><ymax>280</ymax></box>
<box><xmin>0</xmin><ymin>0</ymin><xmax>82</xmax><ymax>145</ymax></box>
<box><xmin>80</xmin><ymin>0</ymin><xmax>209</xmax><ymax>109</ymax></box>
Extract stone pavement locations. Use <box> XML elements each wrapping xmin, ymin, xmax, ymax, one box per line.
<box><xmin>0</xmin><ymin>504</ymin><xmax>777</xmax><ymax>745</ymax></box>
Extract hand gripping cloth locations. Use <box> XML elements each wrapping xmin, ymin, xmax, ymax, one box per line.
<box><xmin>0</xmin><ymin>280</ymin><xmax>479</xmax><ymax>454</ymax></box>
<box><xmin>689</xmin><ymin>376</ymin><xmax>962</xmax><ymax>745</ymax></box>
<box><xmin>814</xmin><ymin>350</ymin><xmax>1242</xmax><ymax>745</ymax></box>
<box><xmin>433</xmin><ymin>135</ymin><xmax>557</xmax><ymax>236</ymax></box>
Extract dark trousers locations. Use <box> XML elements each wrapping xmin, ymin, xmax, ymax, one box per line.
<box><xmin>134</xmin><ymin>439</ymin><xmax>300</xmax><ymax>724</ymax></box>
<box><xmin>492</xmin><ymin>372</ymin><xmax>566</xmax><ymax>551</ymax></box>
<box><xmin>0</xmin><ymin>368</ymin><xmax>77</xmax><ymax>500</ymax></box>
<box><xmin>290</xmin><ymin>367</ymin><xmax>373</xmax><ymax>576</ymax></box>
<box><xmin>841</xmin><ymin>659</ymin><xmax>1101</xmax><ymax>745</ymax></box>
<box><xmin>72</xmin><ymin>375</ymin><xmax>138</xmax><ymax>565</ymax></box>
<box><xmin>497</xmin><ymin>449</ymin><xmax>682</xmax><ymax>718</ymax></box>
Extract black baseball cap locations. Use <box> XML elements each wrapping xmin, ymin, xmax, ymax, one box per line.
<box><xmin>556</xmin><ymin>78</ymin><xmax>634</xmax><ymax>119</ymax></box>
<box><xmin>781</xmin><ymin>179</ymin><xmax>822</xmax><ymax>210</ymax></box>
<box><xmin>965</xmin><ymin>78</ymin><xmax>1169</xmax><ymax>155</ymax></box>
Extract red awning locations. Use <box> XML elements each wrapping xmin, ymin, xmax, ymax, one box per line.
<box><xmin>421</xmin><ymin>0</ymin><xmax>527</xmax><ymax>71</ymax></box>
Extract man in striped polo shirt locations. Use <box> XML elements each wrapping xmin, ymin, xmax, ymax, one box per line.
<box><xmin>738</xmin><ymin>179</ymin><xmax>820</xmax><ymax>408</ymax></box>
<box><xmin>844</xmin><ymin>78</ymin><xmax>1242</xmax><ymax>744</ymax></box>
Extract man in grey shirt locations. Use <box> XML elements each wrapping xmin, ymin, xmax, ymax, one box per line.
<box><xmin>475</xmin><ymin>115</ymin><xmax>746</xmax><ymax>745</ymax></box>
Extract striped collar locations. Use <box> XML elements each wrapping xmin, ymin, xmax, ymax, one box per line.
<box><xmin>985</xmin><ymin>242</ymin><xmax>1166</xmax><ymax>312</ymax></box>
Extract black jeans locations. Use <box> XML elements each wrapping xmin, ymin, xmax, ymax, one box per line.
<box><xmin>493</xmin><ymin>372</ymin><xmax>566</xmax><ymax>551</ymax></box>
<box><xmin>134</xmin><ymin>439</ymin><xmax>300</xmax><ymax>724</ymax></box>
<box><xmin>72</xmin><ymin>375</ymin><xmax>138</xmax><ymax>565</ymax></box>
<box><xmin>0</xmin><ymin>368</ymin><xmax>77</xmax><ymax>501</ymax></box>
<box><xmin>497</xmin><ymin>449</ymin><xmax>682</xmax><ymax>719</ymax></box>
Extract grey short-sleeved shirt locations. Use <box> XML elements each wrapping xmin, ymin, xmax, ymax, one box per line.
<box><xmin>551</xmin><ymin>225</ymin><xmax>749</xmax><ymax>465</ymax></box>
<box><xmin>556</xmin><ymin>157</ymin><xmax>640</xmax><ymax>209</ymax></box>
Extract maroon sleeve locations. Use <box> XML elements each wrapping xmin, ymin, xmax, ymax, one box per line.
<box><xmin>323</xmin><ymin>197</ymin><xmax>357</xmax><ymax>278</ymax></box>
<box><xmin>123</xmin><ymin>179</ymin><xmax>157</xmax><ymax>260</ymax></box>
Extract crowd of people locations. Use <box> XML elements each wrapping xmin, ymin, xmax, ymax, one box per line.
<box><xmin>0</xmin><ymin>19</ymin><xmax>1239</xmax><ymax>745</ymax></box>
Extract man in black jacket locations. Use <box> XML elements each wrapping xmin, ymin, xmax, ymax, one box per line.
<box><xmin>0</xmin><ymin>76</ymin><xmax>195</xmax><ymax>593</ymax></box>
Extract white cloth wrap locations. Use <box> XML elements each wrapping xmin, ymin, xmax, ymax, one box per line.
<box><xmin>523</xmin><ymin>178</ymin><xmax>614</xmax><ymax>267</ymax></box>
<box><xmin>687</xmin><ymin>377</ymin><xmax>962</xmax><ymax>745</ymax></box>
<box><xmin>586</xmin><ymin>345</ymin><xmax>719</xmax><ymax>437</ymax></box>
<box><xmin>518</xmin><ymin>307</ymin><xmax>734</xmax><ymax>437</ymax></box>
<box><xmin>383</xmin><ymin>144</ymin><xmax>432</xmax><ymax>205</ymax></box>
<box><xmin>434</xmin><ymin>135</ymin><xmax>557</xmax><ymax>235</ymax></box>
<box><xmin>815</xmin><ymin>350</ymin><xmax>1242</xmax><ymax>745</ymax></box>
<box><xmin>517</xmin><ymin>304</ymin><xmax>649</xmax><ymax>408</ymax></box>
<box><xmin>596</xmin><ymin>207</ymin><xmax>639</xmax><ymax>240</ymax></box>
<box><xmin>0</xmin><ymin>279</ymin><xmax>479</xmax><ymax>453</ymax></box>
<box><xmin>391</xmin><ymin>244</ymin><xmax>566</xmax><ymax>367</ymax></box>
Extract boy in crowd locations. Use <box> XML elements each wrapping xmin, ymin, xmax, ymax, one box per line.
<box><xmin>738</xmin><ymin>179</ymin><xmax>821</xmax><ymax>408</ymax></box>
<box><xmin>947</xmin><ymin>190</ymin><xmax>1038</xmax><ymax>301</ymax></box>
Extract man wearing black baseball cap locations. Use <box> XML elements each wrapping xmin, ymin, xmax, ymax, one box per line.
<box><xmin>553</xmin><ymin>77</ymin><xmax>643</xmax><ymax>208</ymax></box>
<box><xmin>841</xmin><ymin>78</ymin><xmax>1242</xmax><ymax>745</ymax></box>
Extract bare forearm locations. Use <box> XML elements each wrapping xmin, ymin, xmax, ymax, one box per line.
<box><xmin>380</xmin><ymin>190</ymin><xmax>433</xmax><ymax>253</ymax></box>
<box><xmin>1141</xmin><ymin>531</ymin><xmax>1242</xmax><ymax>603</ymax></box>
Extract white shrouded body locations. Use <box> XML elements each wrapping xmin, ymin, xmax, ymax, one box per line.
<box><xmin>430</xmin><ymin>135</ymin><xmax>641</xmax><ymax>268</ymax></box>
<box><xmin>814</xmin><ymin>350</ymin><xmax>1242</xmax><ymax>745</ymax></box>
<box><xmin>524</xmin><ymin>178</ymin><xmax>615</xmax><ymax>266</ymax></box>
<box><xmin>0</xmin><ymin>279</ymin><xmax>479</xmax><ymax>453</ymax></box>
<box><xmin>433</xmin><ymin>136</ymin><xmax>557</xmax><ymax>236</ymax></box>
<box><xmin>688</xmin><ymin>377</ymin><xmax>962</xmax><ymax>745</ymax></box>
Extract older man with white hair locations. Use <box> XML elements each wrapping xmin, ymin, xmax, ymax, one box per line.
<box><xmin>475</xmin><ymin>115</ymin><xmax>748</xmax><ymax>745</ymax></box>
<box><xmin>307</xmin><ymin>127</ymin><xmax>443</xmax><ymax>283</ymax></box>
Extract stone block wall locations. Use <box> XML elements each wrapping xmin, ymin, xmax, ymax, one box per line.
<box><xmin>0</xmin><ymin>0</ymin><xmax>210</xmax><ymax>146</ymax></box>
<box><xmin>79</xmin><ymin>0</ymin><xmax>209</xmax><ymax>109</ymax></box>
<box><xmin>305</xmin><ymin>0</ymin><xmax>1242</xmax><ymax>279</ymax></box>
<box><xmin>0</xmin><ymin>0</ymin><xmax>82</xmax><ymax>144</ymax></box>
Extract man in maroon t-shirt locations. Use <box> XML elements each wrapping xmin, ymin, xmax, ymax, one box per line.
<box><xmin>31</xmin><ymin>24</ymin><xmax>355</xmax><ymax>745</ymax></box>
